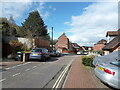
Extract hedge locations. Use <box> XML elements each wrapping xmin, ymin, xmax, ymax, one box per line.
<box><xmin>82</xmin><ymin>55</ymin><xmax>95</xmax><ymax>67</ymax></box>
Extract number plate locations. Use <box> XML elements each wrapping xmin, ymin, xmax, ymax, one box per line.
<box><xmin>33</xmin><ymin>53</ymin><xmax>38</xmax><ymax>55</ymax></box>
<box><xmin>98</xmin><ymin>66</ymin><xmax>104</xmax><ymax>71</ymax></box>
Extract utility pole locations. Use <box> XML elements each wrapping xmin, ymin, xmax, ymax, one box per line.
<box><xmin>52</xmin><ymin>27</ymin><xmax>53</xmax><ymax>50</ymax></box>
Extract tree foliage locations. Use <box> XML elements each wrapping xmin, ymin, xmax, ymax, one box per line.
<box><xmin>50</xmin><ymin>39</ymin><xmax>58</xmax><ymax>45</ymax></box>
<box><xmin>1</xmin><ymin>10</ymin><xmax>50</xmax><ymax>40</ymax></box>
<box><xmin>1</xmin><ymin>17</ymin><xmax>17</xmax><ymax>36</ymax></box>
<box><xmin>22</xmin><ymin>10</ymin><xmax>49</xmax><ymax>40</ymax></box>
<box><xmin>9</xmin><ymin>40</ymin><xmax>23</xmax><ymax>54</ymax></box>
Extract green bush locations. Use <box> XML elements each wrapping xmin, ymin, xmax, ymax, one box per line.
<box><xmin>82</xmin><ymin>55</ymin><xmax>95</xmax><ymax>67</ymax></box>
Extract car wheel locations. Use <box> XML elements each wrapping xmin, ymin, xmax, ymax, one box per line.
<box><xmin>42</xmin><ymin>57</ymin><xmax>46</xmax><ymax>62</ymax></box>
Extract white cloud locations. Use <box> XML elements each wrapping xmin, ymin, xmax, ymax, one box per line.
<box><xmin>64</xmin><ymin>21</ymin><xmax>70</xmax><ymax>25</ymax></box>
<box><xmin>1</xmin><ymin>1</ymin><xmax>50</xmax><ymax>23</ymax></box>
<box><xmin>65</xmin><ymin>2</ymin><xmax>118</xmax><ymax>46</ymax></box>
<box><xmin>41</xmin><ymin>11</ymin><xmax>50</xmax><ymax>19</ymax></box>
<box><xmin>1</xmin><ymin>2</ymin><xmax>33</xmax><ymax>19</ymax></box>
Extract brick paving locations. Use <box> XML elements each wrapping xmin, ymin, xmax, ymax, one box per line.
<box><xmin>64</xmin><ymin>56</ymin><xmax>106</xmax><ymax>88</ymax></box>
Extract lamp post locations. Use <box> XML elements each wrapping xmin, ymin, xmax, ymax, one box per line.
<box><xmin>52</xmin><ymin>27</ymin><xmax>53</xmax><ymax>50</ymax></box>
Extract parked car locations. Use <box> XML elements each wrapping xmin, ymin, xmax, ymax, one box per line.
<box><xmin>77</xmin><ymin>50</ymin><xmax>88</xmax><ymax>55</ymax></box>
<box><xmin>94</xmin><ymin>61</ymin><xmax>120</xmax><ymax>89</ymax></box>
<box><xmin>77</xmin><ymin>50</ymin><xmax>83</xmax><ymax>55</ymax></box>
<box><xmin>50</xmin><ymin>50</ymin><xmax>61</xmax><ymax>57</ymax></box>
<box><xmin>15</xmin><ymin>51</ymin><xmax>23</xmax><ymax>61</ymax></box>
<box><xmin>29</xmin><ymin>48</ymin><xmax>50</xmax><ymax>62</ymax></box>
<box><xmin>93</xmin><ymin>50</ymin><xmax>120</xmax><ymax>66</ymax></box>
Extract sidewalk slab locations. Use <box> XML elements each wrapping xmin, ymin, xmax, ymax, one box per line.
<box><xmin>64</xmin><ymin>56</ymin><xmax>97</xmax><ymax>88</ymax></box>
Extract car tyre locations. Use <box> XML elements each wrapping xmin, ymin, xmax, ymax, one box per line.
<box><xmin>42</xmin><ymin>57</ymin><xmax>46</xmax><ymax>62</ymax></box>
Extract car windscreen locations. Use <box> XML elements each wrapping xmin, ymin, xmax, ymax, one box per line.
<box><xmin>32</xmin><ymin>49</ymin><xmax>42</xmax><ymax>52</ymax></box>
<box><xmin>110</xmin><ymin>62</ymin><xmax>120</xmax><ymax>67</ymax></box>
<box><xmin>52</xmin><ymin>50</ymin><xmax>56</xmax><ymax>53</ymax></box>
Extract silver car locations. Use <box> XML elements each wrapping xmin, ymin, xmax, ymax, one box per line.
<box><xmin>29</xmin><ymin>48</ymin><xmax>50</xmax><ymax>61</ymax></box>
<box><xmin>94</xmin><ymin>61</ymin><xmax>120</xmax><ymax>89</ymax></box>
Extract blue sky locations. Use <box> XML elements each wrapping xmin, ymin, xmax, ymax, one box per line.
<box><xmin>1</xmin><ymin>1</ymin><xmax>118</xmax><ymax>46</ymax></box>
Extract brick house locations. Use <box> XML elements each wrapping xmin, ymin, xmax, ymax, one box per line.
<box><xmin>93</xmin><ymin>39</ymin><xmax>107</xmax><ymax>51</ymax></box>
<box><xmin>71</xmin><ymin>43</ymin><xmax>84</xmax><ymax>54</ymax></box>
<box><xmin>81</xmin><ymin>46</ymin><xmax>93</xmax><ymax>51</ymax></box>
<box><xmin>55</xmin><ymin>33</ymin><xmax>72</xmax><ymax>53</ymax></box>
<box><xmin>102</xmin><ymin>30</ymin><xmax>120</xmax><ymax>55</ymax></box>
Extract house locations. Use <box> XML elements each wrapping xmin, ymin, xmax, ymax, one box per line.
<box><xmin>106</xmin><ymin>31</ymin><xmax>118</xmax><ymax>43</ymax></box>
<box><xmin>55</xmin><ymin>33</ymin><xmax>72</xmax><ymax>53</ymax></box>
<box><xmin>93</xmin><ymin>39</ymin><xmax>107</xmax><ymax>51</ymax></box>
<box><xmin>102</xmin><ymin>30</ymin><xmax>120</xmax><ymax>55</ymax></box>
<box><xmin>81</xmin><ymin>46</ymin><xmax>93</xmax><ymax>51</ymax></box>
<box><xmin>71</xmin><ymin>43</ymin><xmax>84</xmax><ymax>54</ymax></box>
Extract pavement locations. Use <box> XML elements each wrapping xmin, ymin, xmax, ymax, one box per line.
<box><xmin>0</xmin><ymin>61</ymin><xmax>23</xmax><ymax>69</ymax></box>
<box><xmin>64</xmin><ymin>56</ymin><xmax>108</xmax><ymax>88</ymax></box>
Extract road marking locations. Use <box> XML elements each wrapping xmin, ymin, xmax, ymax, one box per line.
<box><xmin>0</xmin><ymin>79</ymin><xmax>6</xmax><ymax>82</ymax></box>
<box><xmin>5</xmin><ymin>62</ymin><xmax>31</xmax><ymax>70</ymax></box>
<box><xmin>25</xmin><ymin>68</ymin><xmax>30</xmax><ymax>71</ymax></box>
<box><xmin>12</xmin><ymin>73</ymin><xmax>20</xmax><ymax>77</ymax></box>
<box><xmin>52</xmin><ymin>60</ymin><xmax>73</xmax><ymax>90</ymax></box>
<box><xmin>32</xmin><ymin>66</ymin><xmax>37</xmax><ymax>68</ymax></box>
<box><xmin>52</xmin><ymin>66</ymin><xmax>68</xmax><ymax>89</ymax></box>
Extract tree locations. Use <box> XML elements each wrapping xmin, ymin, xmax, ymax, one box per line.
<box><xmin>22</xmin><ymin>10</ymin><xmax>49</xmax><ymax>39</ymax></box>
<box><xmin>9</xmin><ymin>16</ymin><xmax>15</xmax><ymax>24</ymax></box>
<box><xmin>1</xmin><ymin>17</ymin><xmax>11</xmax><ymax>36</ymax></box>
<box><xmin>50</xmin><ymin>39</ymin><xmax>58</xmax><ymax>45</ymax></box>
<box><xmin>9</xmin><ymin>40</ymin><xmax>23</xmax><ymax>55</ymax></box>
<box><xmin>1</xmin><ymin>17</ymin><xmax>17</xmax><ymax>36</ymax></box>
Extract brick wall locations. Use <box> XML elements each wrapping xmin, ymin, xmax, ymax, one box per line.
<box><xmin>55</xmin><ymin>34</ymin><xmax>69</xmax><ymax>49</ymax></box>
<box><xmin>93</xmin><ymin>44</ymin><xmax>105</xmax><ymax>51</ymax></box>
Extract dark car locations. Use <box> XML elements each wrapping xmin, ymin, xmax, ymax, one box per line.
<box><xmin>50</xmin><ymin>50</ymin><xmax>61</xmax><ymax>57</ymax></box>
<box><xmin>29</xmin><ymin>48</ymin><xmax>50</xmax><ymax>62</ymax></box>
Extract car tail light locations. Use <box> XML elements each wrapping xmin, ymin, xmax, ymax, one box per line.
<box><xmin>100</xmin><ymin>64</ymin><xmax>103</xmax><ymax>66</ymax></box>
<box><xmin>96</xmin><ymin>64</ymin><xmax>103</xmax><ymax>67</ymax></box>
<box><xmin>96</xmin><ymin>64</ymin><xmax>98</xmax><ymax>66</ymax></box>
<box><xmin>39</xmin><ymin>52</ymin><xmax>44</xmax><ymax>55</ymax></box>
<box><xmin>104</xmin><ymin>69</ymin><xmax>115</xmax><ymax>75</ymax></box>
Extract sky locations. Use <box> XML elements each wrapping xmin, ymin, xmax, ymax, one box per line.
<box><xmin>1</xmin><ymin>0</ymin><xmax>119</xmax><ymax>46</ymax></box>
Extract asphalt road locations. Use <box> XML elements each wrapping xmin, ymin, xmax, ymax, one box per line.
<box><xmin>1</xmin><ymin>55</ymin><xmax>77</xmax><ymax>89</ymax></box>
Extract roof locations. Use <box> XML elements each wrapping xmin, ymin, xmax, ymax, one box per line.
<box><xmin>58</xmin><ymin>33</ymin><xmax>69</xmax><ymax>40</ymax></box>
<box><xmin>106</xmin><ymin>31</ymin><xmax>118</xmax><ymax>37</ymax></box>
<box><xmin>102</xmin><ymin>35</ymin><xmax>120</xmax><ymax>51</ymax></box>
<box><xmin>96</xmin><ymin>39</ymin><xmax>107</xmax><ymax>44</ymax></box>
<box><xmin>71</xmin><ymin>43</ymin><xmax>80</xmax><ymax>48</ymax></box>
<box><xmin>82</xmin><ymin>46</ymin><xmax>93</xmax><ymax>50</ymax></box>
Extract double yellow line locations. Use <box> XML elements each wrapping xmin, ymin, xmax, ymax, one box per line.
<box><xmin>51</xmin><ymin>60</ymin><xmax>73</xmax><ymax>90</ymax></box>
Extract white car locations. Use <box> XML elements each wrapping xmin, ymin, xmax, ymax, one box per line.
<box><xmin>77</xmin><ymin>50</ymin><xmax>83</xmax><ymax>55</ymax></box>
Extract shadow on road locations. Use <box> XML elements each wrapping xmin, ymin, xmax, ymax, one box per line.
<box><xmin>28</xmin><ymin>57</ymin><xmax>60</xmax><ymax>62</ymax></box>
<box><xmin>100</xmin><ymin>80</ymin><xmax>118</xmax><ymax>90</ymax></box>
<box><xmin>46</xmin><ymin>57</ymin><xmax>59</xmax><ymax>62</ymax></box>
